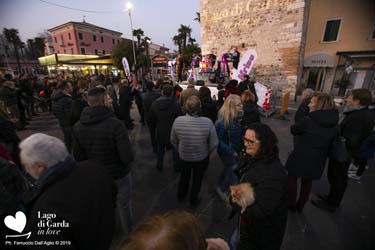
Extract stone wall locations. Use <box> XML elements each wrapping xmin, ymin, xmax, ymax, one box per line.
<box><xmin>201</xmin><ymin>0</ymin><xmax>307</xmax><ymax>97</ymax></box>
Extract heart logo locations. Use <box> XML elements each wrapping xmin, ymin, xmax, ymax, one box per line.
<box><xmin>4</xmin><ymin>211</ymin><xmax>27</xmax><ymax>233</ymax></box>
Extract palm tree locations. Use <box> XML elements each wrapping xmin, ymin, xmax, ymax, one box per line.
<box><xmin>172</xmin><ymin>34</ymin><xmax>184</xmax><ymax>53</ymax></box>
<box><xmin>178</xmin><ymin>25</ymin><xmax>192</xmax><ymax>51</ymax></box>
<box><xmin>132</xmin><ymin>28</ymin><xmax>144</xmax><ymax>55</ymax></box>
<box><xmin>141</xmin><ymin>36</ymin><xmax>151</xmax><ymax>68</ymax></box>
<box><xmin>194</xmin><ymin>12</ymin><xmax>200</xmax><ymax>23</ymax></box>
<box><xmin>188</xmin><ymin>37</ymin><xmax>196</xmax><ymax>46</ymax></box>
<box><xmin>3</xmin><ymin>28</ymin><xmax>22</xmax><ymax>72</ymax></box>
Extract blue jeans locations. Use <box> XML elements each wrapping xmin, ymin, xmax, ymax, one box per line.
<box><xmin>115</xmin><ymin>173</ymin><xmax>133</xmax><ymax>233</ymax></box>
<box><xmin>230</xmin><ymin>228</ymin><xmax>239</xmax><ymax>250</ymax></box>
<box><xmin>218</xmin><ymin>155</ymin><xmax>238</xmax><ymax>193</ymax></box>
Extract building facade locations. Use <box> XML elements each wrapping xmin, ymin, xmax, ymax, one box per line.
<box><xmin>302</xmin><ymin>0</ymin><xmax>375</xmax><ymax>95</ymax></box>
<box><xmin>201</xmin><ymin>0</ymin><xmax>375</xmax><ymax>96</ymax></box>
<box><xmin>48</xmin><ymin>21</ymin><xmax>123</xmax><ymax>56</ymax></box>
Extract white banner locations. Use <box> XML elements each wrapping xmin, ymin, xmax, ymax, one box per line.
<box><xmin>233</xmin><ymin>49</ymin><xmax>257</xmax><ymax>81</ymax></box>
<box><xmin>122</xmin><ymin>57</ymin><xmax>131</xmax><ymax>78</ymax></box>
<box><xmin>255</xmin><ymin>81</ymin><xmax>270</xmax><ymax>108</ymax></box>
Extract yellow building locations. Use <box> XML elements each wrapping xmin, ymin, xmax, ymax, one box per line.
<box><xmin>302</xmin><ymin>0</ymin><xmax>375</xmax><ymax>95</ymax></box>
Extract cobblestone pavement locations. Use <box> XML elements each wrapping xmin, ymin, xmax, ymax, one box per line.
<box><xmin>18</xmin><ymin>107</ymin><xmax>374</xmax><ymax>250</ymax></box>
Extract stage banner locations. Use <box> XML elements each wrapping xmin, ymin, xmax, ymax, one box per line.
<box><xmin>122</xmin><ymin>57</ymin><xmax>131</xmax><ymax>78</ymax></box>
<box><xmin>233</xmin><ymin>49</ymin><xmax>257</xmax><ymax>81</ymax></box>
<box><xmin>255</xmin><ymin>81</ymin><xmax>271</xmax><ymax>109</ymax></box>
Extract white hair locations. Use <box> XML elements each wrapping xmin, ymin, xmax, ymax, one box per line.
<box><xmin>303</xmin><ymin>88</ymin><xmax>314</xmax><ymax>98</ymax></box>
<box><xmin>19</xmin><ymin>133</ymin><xmax>69</xmax><ymax>168</ymax></box>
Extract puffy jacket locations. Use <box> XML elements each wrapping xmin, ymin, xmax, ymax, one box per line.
<box><xmin>51</xmin><ymin>91</ymin><xmax>72</xmax><ymax>127</ymax></box>
<box><xmin>73</xmin><ymin>106</ymin><xmax>134</xmax><ymax>179</ymax></box>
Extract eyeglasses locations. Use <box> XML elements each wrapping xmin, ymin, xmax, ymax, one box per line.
<box><xmin>243</xmin><ymin>137</ymin><xmax>260</xmax><ymax>145</ymax></box>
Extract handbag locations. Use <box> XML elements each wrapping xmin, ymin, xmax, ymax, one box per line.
<box><xmin>329</xmin><ymin>128</ymin><xmax>350</xmax><ymax>163</ymax></box>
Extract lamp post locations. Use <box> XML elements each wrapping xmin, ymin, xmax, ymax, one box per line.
<box><xmin>125</xmin><ymin>2</ymin><xmax>137</xmax><ymax>70</ymax></box>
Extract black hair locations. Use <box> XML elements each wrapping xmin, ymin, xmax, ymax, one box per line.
<box><xmin>162</xmin><ymin>84</ymin><xmax>173</xmax><ymax>97</ymax></box>
<box><xmin>245</xmin><ymin>123</ymin><xmax>279</xmax><ymax>161</ymax></box>
<box><xmin>57</xmin><ymin>81</ymin><xmax>71</xmax><ymax>90</ymax></box>
<box><xmin>4</xmin><ymin>74</ymin><xmax>12</xmax><ymax>81</ymax></box>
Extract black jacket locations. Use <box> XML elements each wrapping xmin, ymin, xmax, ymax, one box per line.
<box><xmin>73</xmin><ymin>106</ymin><xmax>134</xmax><ymax>179</ymax></box>
<box><xmin>142</xmin><ymin>90</ymin><xmax>161</xmax><ymax>121</ymax></box>
<box><xmin>294</xmin><ymin>97</ymin><xmax>312</xmax><ymax>122</ymax></box>
<box><xmin>235</xmin><ymin>157</ymin><xmax>288</xmax><ymax>250</ymax></box>
<box><xmin>0</xmin><ymin>85</ymin><xmax>18</xmax><ymax>106</ymax></box>
<box><xmin>51</xmin><ymin>91</ymin><xmax>72</xmax><ymax>127</ymax></box>
<box><xmin>0</xmin><ymin>158</ymin><xmax>28</xmax><ymax>216</ymax></box>
<box><xmin>70</xmin><ymin>98</ymin><xmax>88</xmax><ymax>126</ymax></box>
<box><xmin>149</xmin><ymin>96</ymin><xmax>182</xmax><ymax>144</ymax></box>
<box><xmin>341</xmin><ymin>108</ymin><xmax>375</xmax><ymax>158</ymax></box>
<box><xmin>24</xmin><ymin>158</ymin><xmax>116</xmax><ymax>250</ymax></box>
<box><xmin>0</xmin><ymin>116</ymin><xmax>21</xmax><ymax>164</ymax></box>
<box><xmin>286</xmin><ymin>109</ymin><xmax>339</xmax><ymax>179</ymax></box>
<box><xmin>201</xmin><ymin>100</ymin><xmax>218</xmax><ymax>123</ymax></box>
<box><xmin>241</xmin><ymin>102</ymin><xmax>260</xmax><ymax>127</ymax></box>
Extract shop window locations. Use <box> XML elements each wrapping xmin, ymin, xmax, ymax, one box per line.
<box><xmin>322</xmin><ymin>19</ymin><xmax>341</xmax><ymax>42</ymax></box>
<box><xmin>78</xmin><ymin>32</ymin><xmax>83</xmax><ymax>40</ymax></box>
<box><xmin>81</xmin><ymin>47</ymin><xmax>86</xmax><ymax>54</ymax></box>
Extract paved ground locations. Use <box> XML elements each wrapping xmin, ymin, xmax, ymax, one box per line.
<box><xmin>18</xmin><ymin>105</ymin><xmax>374</xmax><ymax>250</ymax></box>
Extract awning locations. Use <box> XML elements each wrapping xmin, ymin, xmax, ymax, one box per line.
<box><xmin>38</xmin><ymin>54</ymin><xmax>113</xmax><ymax>66</ymax></box>
<box><xmin>304</xmin><ymin>53</ymin><xmax>335</xmax><ymax>67</ymax></box>
<box><xmin>336</xmin><ymin>50</ymin><xmax>375</xmax><ymax>61</ymax></box>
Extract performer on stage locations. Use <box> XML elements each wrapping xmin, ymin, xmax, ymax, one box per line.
<box><xmin>232</xmin><ymin>47</ymin><xmax>240</xmax><ymax>69</ymax></box>
<box><xmin>175</xmin><ymin>53</ymin><xmax>184</xmax><ymax>83</ymax></box>
<box><xmin>191</xmin><ymin>54</ymin><xmax>201</xmax><ymax>81</ymax></box>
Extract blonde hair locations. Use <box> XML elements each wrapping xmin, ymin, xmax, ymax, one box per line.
<box><xmin>218</xmin><ymin>94</ymin><xmax>241</xmax><ymax>128</ymax></box>
<box><xmin>313</xmin><ymin>92</ymin><xmax>336</xmax><ymax>111</ymax></box>
<box><xmin>120</xmin><ymin>211</ymin><xmax>206</xmax><ymax>250</ymax></box>
<box><xmin>241</xmin><ymin>90</ymin><xmax>256</xmax><ymax>104</ymax></box>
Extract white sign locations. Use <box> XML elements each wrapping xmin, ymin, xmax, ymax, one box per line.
<box><xmin>233</xmin><ymin>49</ymin><xmax>257</xmax><ymax>81</ymax></box>
<box><xmin>254</xmin><ymin>81</ymin><xmax>270</xmax><ymax>107</ymax></box>
<box><xmin>122</xmin><ymin>57</ymin><xmax>131</xmax><ymax>78</ymax></box>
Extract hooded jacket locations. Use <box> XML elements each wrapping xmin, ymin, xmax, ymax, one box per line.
<box><xmin>73</xmin><ymin>106</ymin><xmax>134</xmax><ymax>179</ymax></box>
<box><xmin>51</xmin><ymin>91</ymin><xmax>72</xmax><ymax>127</ymax></box>
<box><xmin>148</xmin><ymin>96</ymin><xmax>182</xmax><ymax>144</ymax></box>
<box><xmin>286</xmin><ymin>109</ymin><xmax>339</xmax><ymax>179</ymax></box>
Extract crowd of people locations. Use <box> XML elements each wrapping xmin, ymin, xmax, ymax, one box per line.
<box><xmin>1</xmin><ymin>71</ymin><xmax>374</xmax><ymax>249</ymax></box>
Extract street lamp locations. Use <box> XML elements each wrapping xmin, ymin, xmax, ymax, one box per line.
<box><xmin>125</xmin><ymin>2</ymin><xmax>137</xmax><ymax>69</ymax></box>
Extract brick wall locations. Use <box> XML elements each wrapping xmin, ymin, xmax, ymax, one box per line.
<box><xmin>201</xmin><ymin>0</ymin><xmax>307</xmax><ymax>96</ymax></box>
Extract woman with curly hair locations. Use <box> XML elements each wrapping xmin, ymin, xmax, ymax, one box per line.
<box><xmin>230</xmin><ymin>123</ymin><xmax>287</xmax><ymax>250</ymax></box>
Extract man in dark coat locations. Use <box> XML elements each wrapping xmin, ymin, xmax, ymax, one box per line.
<box><xmin>19</xmin><ymin>133</ymin><xmax>116</xmax><ymax>250</ymax></box>
<box><xmin>312</xmin><ymin>89</ymin><xmax>375</xmax><ymax>212</ymax></box>
<box><xmin>142</xmin><ymin>81</ymin><xmax>161</xmax><ymax>153</ymax></box>
<box><xmin>51</xmin><ymin>81</ymin><xmax>73</xmax><ymax>152</ymax></box>
<box><xmin>73</xmin><ymin>87</ymin><xmax>134</xmax><ymax>232</ymax></box>
<box><xmin>119</xmin><ymin>79</ymin><xmax>134</xmax><ymax>130</ymax></box>
<box><xmin>149</xmin><ymin>84</ymin><xmax>182</xmax><ymax>171</ymax></box>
